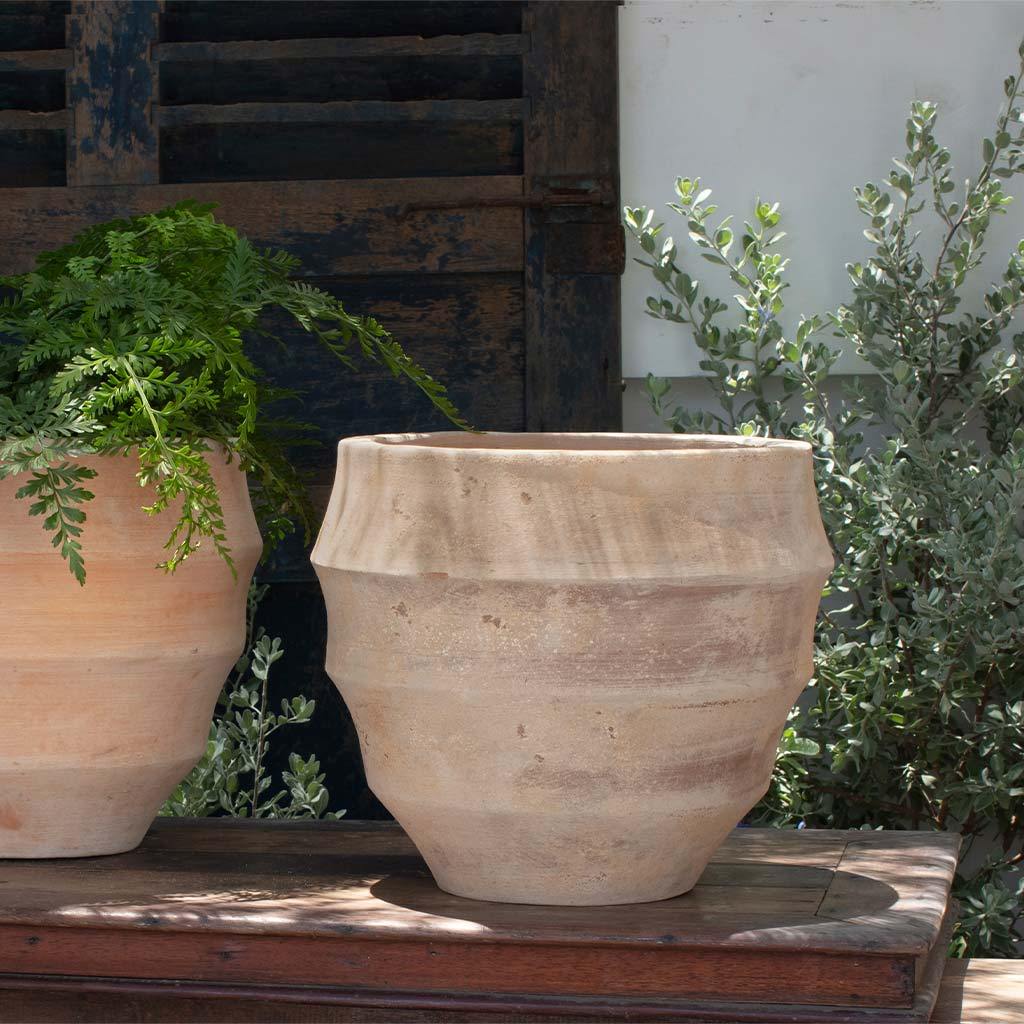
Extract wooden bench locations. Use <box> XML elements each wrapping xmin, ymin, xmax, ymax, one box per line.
<box><xmin>0</xmin><ymin>818</ymin><xmax>1015</xmax><ymax>1022</ymax></box>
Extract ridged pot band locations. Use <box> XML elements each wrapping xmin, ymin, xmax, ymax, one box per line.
<box><xmin>0</xmin><ymin>449</ymin><xmax>261</xmax><ymax>858</ymax></box>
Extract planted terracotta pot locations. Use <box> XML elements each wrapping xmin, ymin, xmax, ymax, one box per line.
<box><xmin>0</xmin><ymin>450</ymin><xmax>261</xmax><ymax>858</ymax></box>
<box><xmin>312</xmin><ymin>432</ymin><xmax>832</xmax><ymax>905</ymax></box>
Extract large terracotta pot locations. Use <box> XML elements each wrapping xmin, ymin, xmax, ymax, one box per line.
<box><xmin>0</xmin><ymin>450</ymin><xmax>261</xmax><ymax>857</ymax></box>
<box><xmin>312</xmin><ymin>432</ymin><xmax>832</xmax><ymax>905</ymax></box>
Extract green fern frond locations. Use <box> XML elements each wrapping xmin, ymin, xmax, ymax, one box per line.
<box><xmin>0</xmin><ymin>202</ymin><xmax>469</xmax><ymax>581</ymax></box>
<box><xmin>14</xmin><ymin>463</ymin><xmax>97</xmax><ymax>585</ymax></box>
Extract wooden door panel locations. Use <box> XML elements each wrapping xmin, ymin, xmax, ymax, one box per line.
<box><xmin>0</xmin><ymin>177</ymin><xmax>524</xmax><ymax>277</ymax></box>
<box><xmin>161</xmin><ymin>121</ymin><xmax>523</xmax><ymax>183</ymax></box>
<box><xmin>0</xmin><ymin>0</ymin><xmax>621</xmax><ymax>810</ymax></box>
<box><xmin>255</xmin><ymin>272</ymin><xmax>525</xmax><ymax>466</ymax></box>
<box><xmin>159</xmin><ymin>54</ymin><xmax>524</xmax><ymax>105</ymax></box>
<box><xmin>0</xmin><ymin>129</ymin><xmax>64</xmax><ymax>185</ymax></box>
<box><xmin>159</xmin><ymin>1</ymin><xmax>524</xmax><ymax>43</ymax></box>
<box><xmin>0</xmin><ymin>1</ymin><xmax>69</xmax><ymax>50</ymax></box>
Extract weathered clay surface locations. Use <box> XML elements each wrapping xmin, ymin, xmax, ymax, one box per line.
<box><xmin>0</xmin><ymin>450</ymin><xmax>261</xmax><ymax>858</ymax></box>
<box><xmin>312</xmin><ymin>433</ymin><xmax>833</xmax><ymax>905</ymax></box>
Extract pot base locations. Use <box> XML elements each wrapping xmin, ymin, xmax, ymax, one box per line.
<box><xmin>431</xmin><ymin>876</ymin><xmax>702</xmax><ymax>907</ymax></box>
<box><xmin>0</xmin><ymin>759</ymin><xmax>197</xmax><ymax>859</ymax></box>
<box><xmin>383</xmin><ymin>797</ymin><xmax>738</xmax><ymax>906</ymax></box>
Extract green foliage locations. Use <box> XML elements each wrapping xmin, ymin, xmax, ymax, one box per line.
<box><xmin>0</xmin><ymin>201</ymin><xmax>465</xmax><ymax>584</ymax></box>
<box><xmin>626</xmin><ymin>45</ymin><xmax>1024</xmax><ymax>956</ymax></box>
<box><xmin>162</xmin><ymin>585</ymin><xmax>342</xmax><ymax>820</ymax></box>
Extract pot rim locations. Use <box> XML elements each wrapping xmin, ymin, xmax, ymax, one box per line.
<box><xmin>343</xmin><ymin>431</ymin><xmax>811</xmax><ymax>456</ymax></box>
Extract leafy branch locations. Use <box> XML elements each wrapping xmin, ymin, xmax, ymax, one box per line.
<box><xmin>161</xmin><ymin>584</ymin><xmax>342</xmax><ymax>821</ymax></box>
<box><xmin>0</xmin><ymin>201</ymin><xmax>467</xmax><ymax>583</ymax></box>
<box><xmin>625</xmin><ymin>40</ymin><xmax>1024</xmax><ymax>956</ymax></box>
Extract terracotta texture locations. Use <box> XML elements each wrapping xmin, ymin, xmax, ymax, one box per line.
<box><xmin>312</xmin><ymin>432</ymin><xmax>833</xmax><ymax>905</ymax></box>
<box><xmin>0</xmin><ymin>450</ymin><xmax>261</xmax><ymax>858</ymax></box>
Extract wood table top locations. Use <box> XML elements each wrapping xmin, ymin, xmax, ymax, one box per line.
<box><xmin>0</xmin><ymin>819</ymin><xmax>961</xmax><ymax>1021</ymax></box>
<box><xmin>0</xmin><ymin>819</ymin><xmax>958</xmax><ymax>951</ymax></box>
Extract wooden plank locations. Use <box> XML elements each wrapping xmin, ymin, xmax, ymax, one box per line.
<box><xmin>0</xmin><ymin>128</ymin><xmax>65</xmax><ymax>187</ymax></box>
<box><xmin>0</xmin><ymin>65</ymin><xmax>65</xmax><ymax>109</ymax></box>
<box><xmin>0</xmin><ymin>109</ymin><xmax>66</xmax><ymax>129</ymax></box>
<box><xmin>0</xmin><ymin>48</ymin><xmax>70</xmax><ymax>71</ymax></box>
<box><xmin>159</xmin><ymin>54</ymin><xmax>522</xmax><ymax>107</ymax></box>
<box><xmin>0</xmin><ymin>981</ymin><xmax>600</xmax><ymax>1024</ymax></box>
<box><xmin>160</xmin><ymin>2</ymin><xmax>523</xmax><ymax>44</ymax></box>
<box><xmin>522</xmin><ymin>2</ymin><xmax>622</xmax><ymax>431</ymax></box>
<box><xmin>161</xmin><ymin>122</ymin><xmax>522</xmax><ymax>183</ymax></box>
<box><xmin>128</xmin><ymin>824</ymin><xmax>848</xmax><ymax>889</ymax></box>
<box><xmin>933</xmin><ymin>958</ymin><xmax>1024</xmax><ymax>1024</ymax></box>
<box><xmin>0</xmin><ymin>875</ymin><xmax>822</xmax><ymax>922</ymax></box>
<box><xmin>816</xmin><ymin>831</ymin><xmax>961</xmax><ymax>955</ymax></box>
<box><xmin>0</xmin><ymin>2</ymin><xmax>68</xmax><ymax>51</ymax></box>
<box><xmin>153</xmin><ymin>34</ymin><xmax>526</xmax><ymax>62</ymax></box>
<box><xmin>0</xmin><ymin>924</ymin><xmax>919</xmax><ymax>1009</ymax></box>
<box><xmin>0</xmin><ymin>923</ymin><xmax>971</xmax><ymax>1024</ymax></box>
<box><xmin>0</xmin><ymin>975</ymin><xmax>963</xmax><ymax>1024</ymax></box>
<box><xmin>543</xmin><ymin>220</ymin><xmax>625</xmax><ymax>276</ymax></box>
<box><xmin>710</xmin><ymin>827</ymin><xmax>850</xmax><ymax>868</ymax></box>
<box><xmin>0</xmin><ymin>177</ymin><xmax>524</xmax><ymax>277</ymax></box>
<box><xmin>686</xmin><ymin>862</ymin><xmax>834</xmax><ymax>888</ymax></box>
<box><xmin>157</xmin><ymin>99</ymin><xmax>526</xmax><ymax>127</ymax></box>
<box><xmin>65</xmin><ymin>0</ymin><xmax>159</xmax><ymax>186</ymax></box>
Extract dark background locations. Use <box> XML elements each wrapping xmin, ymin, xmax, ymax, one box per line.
<box><xmin>0</xmin><ymin>0</ymin><xmax>622</xmax><ymax>812</ymax></box>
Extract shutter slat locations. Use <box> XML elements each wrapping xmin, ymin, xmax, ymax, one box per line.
<box><xmin>160</xmin><ymin>2</ymin><xmax>523</xmax><ymax>44</ymax></box>
<box><xmin>153</xmin><ymin>34</ymin><xmax>525</xmax><ymax>63</ymax></box>
<box><xmin>0</xmin><ymin>48</ymin><xmax>71</xmax><ymax>71</ymax></box>
<box><xmin>0</xmin><ymin>109</ymin><xmax>66</xmax><ymax>128</ymax></box>
<box><xmin>0</xmin><ymin>176</ymin><xmax>525</xmax><ymax>277</ymax></box>
<box><xmin>158</xmin><ymin>99</ymin><xmax>525</xmax><ymax>127</ymax></box>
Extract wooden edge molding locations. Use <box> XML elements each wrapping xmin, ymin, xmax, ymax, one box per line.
<box><xmin>0</xmin><ymin>923</ymin><xmax>921</xmax><ymax>1011</ymax></box>
<box><xmin>0</xmin><ymin>970</ymin><xmax>948</xmax><ymax>1023</ymax></box>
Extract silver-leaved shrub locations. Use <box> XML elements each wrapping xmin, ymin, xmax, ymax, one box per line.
<box><xmin>162</xmin><ymin>585</ymin><xmax>343</xmax><ymax>821</ymax></box>
<box><xmin>626</xmin><ymin>45</ymin><xmax>1024</xmax><ymax>956</ymax></box>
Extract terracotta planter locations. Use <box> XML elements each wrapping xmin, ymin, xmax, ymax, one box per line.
<box><xmin>0</xmin><ymin>450</ymin><xmax>261</xmax><ymax>858</ymax></box>
<box><xmin>312</xmin><ymin>432</ymin><xmax>833</xmax><ymax>905</ymax></box>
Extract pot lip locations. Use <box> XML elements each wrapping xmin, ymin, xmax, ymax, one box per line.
<box><xmin>341</xmin><ymin>431</ymin><xmax>811</xmax><ymax>456</ymax></box>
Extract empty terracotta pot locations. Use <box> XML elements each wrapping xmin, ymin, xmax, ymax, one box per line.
<box><xmin>0</xmin><ymin>450</ymin><xmax>261</xmax><ymax>857</ymax></box>
<box><xmin>312</xmin><ymin>432</ymin><xmax>832</xmax><ymax>905</ymax></box>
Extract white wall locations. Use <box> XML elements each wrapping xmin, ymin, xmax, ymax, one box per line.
<box><xmin>620</xmin><ymin>0</ymin><xmax>1024</xmax><ymax>400</ymax></box>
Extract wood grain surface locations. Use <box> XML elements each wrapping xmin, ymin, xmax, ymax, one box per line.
<box><xmin>932</xmin><ymin>958</ymin><xmax>1024</xmax><ymax>1024</ymax></box>
<box><xmin>65</xmin><ymin>0</ymin><xmax>160</xmax><ymax>186</ymax></box>
<box><xmin>523</xmin><ymin>2</ymin><xmax>622</xmax><ymax>432</ymax></box>
<box><xmin>0</xmin><ymin>819</ymin><xmax>959</xmax><ymax>1021</ymax></box>
<box><xmin>0</xmin><ymin>177</ymin><xmax>525</xmax><ymax>278</ymax></box>
<box><xmin>1</xmin><ymin>956</ymin><xmax>1018</xmax><ymax>1024</ymax></box>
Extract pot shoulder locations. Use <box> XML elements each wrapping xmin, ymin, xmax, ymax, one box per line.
<box><xmin>0</xmin><ymin>447</ymin><xmax>262</xmax><ymax>578</ymax></box>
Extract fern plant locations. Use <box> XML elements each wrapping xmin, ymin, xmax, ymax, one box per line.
<box><xmin>0</xmin><ymin>201</ymin><xmax>464</xmax><ymax>583</ymax></box>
